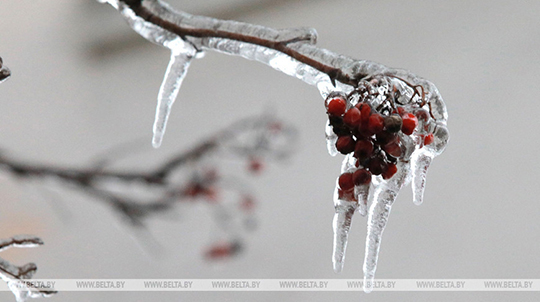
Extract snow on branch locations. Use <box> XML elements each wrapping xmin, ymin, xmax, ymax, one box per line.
<box><xmin>98</xmin><ymin>1</ymin><xmax>450</xmax><ymax>292</ymax></box>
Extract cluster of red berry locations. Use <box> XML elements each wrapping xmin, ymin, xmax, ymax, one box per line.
<box><xmin>325</xmin><ymin>89</ymin><xmax>433</xmax><ymax>202</ymax></box>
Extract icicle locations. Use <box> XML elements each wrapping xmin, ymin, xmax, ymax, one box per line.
<box><xmin>363</xmin><ymin>161</ymin><xmax>410</xmax><ymax>293</ymax></box>
<box><xmin>411</xmin><ymin>151</ymin><xmax>433</xmax><ymax>205</ymax></box>
<box><xmin>332</xmin><ymin>154</ymin><xmax>358</xmax><ymax>272</ymax></box>
<box><xmin>355</xmin><ymin>184</ymin><xmax>369</xmax><ymax>216</ymax></box>
<box><xmin>325</xmin><ymin>120</ymin><xmax>338</xmax><ymax>156</ymax></box>
<box><xmin>152</xmin><ymin>47</ymin><xmax>196</xmax><ymax>148</ymax></box>
<box><xmin>332</xmin><ymin>199</ymin><xmax>357</xmax><ymax>273</ymax></box>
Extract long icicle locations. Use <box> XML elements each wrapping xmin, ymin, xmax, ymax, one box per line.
<box><xmin>152</xmin><ymin>48</ymin><xmax>195</xmax><ymax>148</ymax></box>
<box><xmin>363</xmin><ymin>161</ymin><xmax>410</xmax><ymax>293</ymax></box>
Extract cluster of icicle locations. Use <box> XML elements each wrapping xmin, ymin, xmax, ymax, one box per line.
<box><xmin>326</xmin><ymin>75</ymin><xmax>448</xmax><ymax>292</ymax></box>
<box><xmin>99</xmin><ymin>0</ymin><xmax>449</xmax><ymax>293</ymax></box>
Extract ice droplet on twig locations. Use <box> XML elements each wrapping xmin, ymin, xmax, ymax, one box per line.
<box><xmin>411</xmin><ymin>151</ymin><xmax>433</xmax><ymax>205</ymax></box>
<box><xmin>152</xmin><ymin>48</ymin><xmax>196</xmax><ymax>148</ymax></box>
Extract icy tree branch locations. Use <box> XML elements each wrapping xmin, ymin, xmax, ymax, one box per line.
<box><xmin>98</xmin><ymin>0</ymin><xmax>447</xmax><ymax>147</ymax></box>
<box><xmin>97</xmin><ymin>0</ymin><xmax>450</xmax><ymax>292</ymax></box>
<box><xmin>0</xmin><ymin>236</ymin><xmax>57</xmax><ymax>302</ymax></box>
<box><xmin>0</xmin><ymin>57</ymin><xmax>56</xmax><ymax>302</ymax></box>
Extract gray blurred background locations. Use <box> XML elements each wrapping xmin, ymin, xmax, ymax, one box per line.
<box><xmin>1</xmin><ymin>0</ymin><xmax>539</xmax><ymax>301</ymax></box>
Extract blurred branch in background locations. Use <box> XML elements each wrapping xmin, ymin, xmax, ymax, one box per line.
<box><xmin>0</xmin><ymin>113</ymin><xmax>297</xmax><ymax>258</ymax></box>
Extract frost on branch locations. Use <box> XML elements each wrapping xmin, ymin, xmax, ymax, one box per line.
<box><xmin>0</xmin><ymin>236</ymin><xmax>56</xmax><ymax>302</ymax></box>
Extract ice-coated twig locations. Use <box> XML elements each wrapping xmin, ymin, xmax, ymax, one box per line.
<box><xmin>0</xmin><ymin>236</ymin><xmax>56</xmax><ymax>302</ymax></box>
<box><xmin>98</xmin><ymin>0</ymin><xmax>450</xmax><ymax>288</ymax></box>
<box><xmin>0</xmin><ymin>235</ymin><xmax>43</xmax><ymax>252</ymax></box>
<box><xmin>100</xmin><ymin>0</ymin><xmax>447</xmax><ymax>146</ymax></box>
<box><xmin>0</xmin><ymin>57</ymin><xmax>11</xmax><ymax>84</ymax></box>
<box><xmin>0</xmin><ymin>58</ymin><xmax>55</xmax><ymax>301</ymax></box>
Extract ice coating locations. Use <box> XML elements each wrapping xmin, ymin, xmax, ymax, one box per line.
<box><xmin>100</xmin><ymin>0</ymin><xmax>331</xmax><ymax>146</ymax></box>
<box><xmin>101</xmin><ymin>0</ymin><xmax>446</xmax><ymax>143</ymax></box>
<box><xmin>0</xmin><ymin>235</ymin><xmax>43</xmax><ymax>251</ymax></box>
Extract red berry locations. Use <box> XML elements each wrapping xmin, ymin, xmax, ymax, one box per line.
<box><xmin>384</xmin><ymin>142</ymin><xmax>401</xmax><ymax>158</ymax></box>
<box><xmin>338</xmin><ymin>172</ymin><xmax>355</xmax><ymax>191</ymax></box>
<box><xmin>368</xmin><ymin>114</ymin><xmax>385</xmax><ymax>134</ymax></box>
<box><xmin>240</xmin><ymin>195</ymin><xmax>256</xmax><ymax>211</ymax></box>
<box><xmin>396</xmin><ymin>107</ymin><xmax>406</xmax><ymax>115</ymax></box>
<box><xmin>353</xmin><ymin>169</ymin><xmax>372</xmax><ymax>185</ymax></box>
<box><xmin>415</xmin><ymin>109</ymin><xmax>430</xmax><ymax>123</ymax></box>
<box><xmin>248</xmin><ymin>157</ymin><xmax>264</xmax><ymax>174</ymax></box>
<box><xmin>343</xmin><ymin>107</ymin><xmax>361</xmax><ymax>127</ymax></box>
<box><xmin>384</xmin><ymin>114</ymin><xmax>402</xmax><ymax>133</ymax></box>
<box><xmin>401</xmin><ymin>113</ymin><xmax>418</xmax><ymax>135</ymax></box>
<box><xmin>368</xmin><ymin>157</ymin><xmax>388</xmax><ymax>175</ymax></box>
<box><xmin>358</xmin><ymin>103</ymin><xmax>371</xmax><ymax>123</ymax></box>
<box><xmin>205</xmin><ymin>242</ymin><xmax>241</xmax><ymax>259</ymax></box>
<box><xmin>338</xmin><ymin>188</ymin><xmax>357</xmax><ymax>202</ymax></box>
<box><xmin>327</xmin><ymin>98</ymin><xmax>347</xmax><ymax>116</ymax></box>
<box><xmin>424</xmin><ymin>133</ymin><xmax>434</xmax><ymax>145</ymax></box>
<box><xmin>354</xmin><ymin>139</ymin><xmax>374</xmax><ymax>160</ymax></box>
<box><xmin>335</xmin><ymin>135</ymin><xmax>356</xmax><ymax>154</ymax></box>
<box><xmin>382</xmin><ymin>163</ymin><xmax>397</xmax><ymax>179</ymax></box>
<box><xmin>204</xmin><ymin>186</ymin><xmax>219</xmax><ymax>201</ymax></box>
<box><xmin>375</xmin><ymin>131</ymin><xmax>398</xmax><ymax>145</ymax></box>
